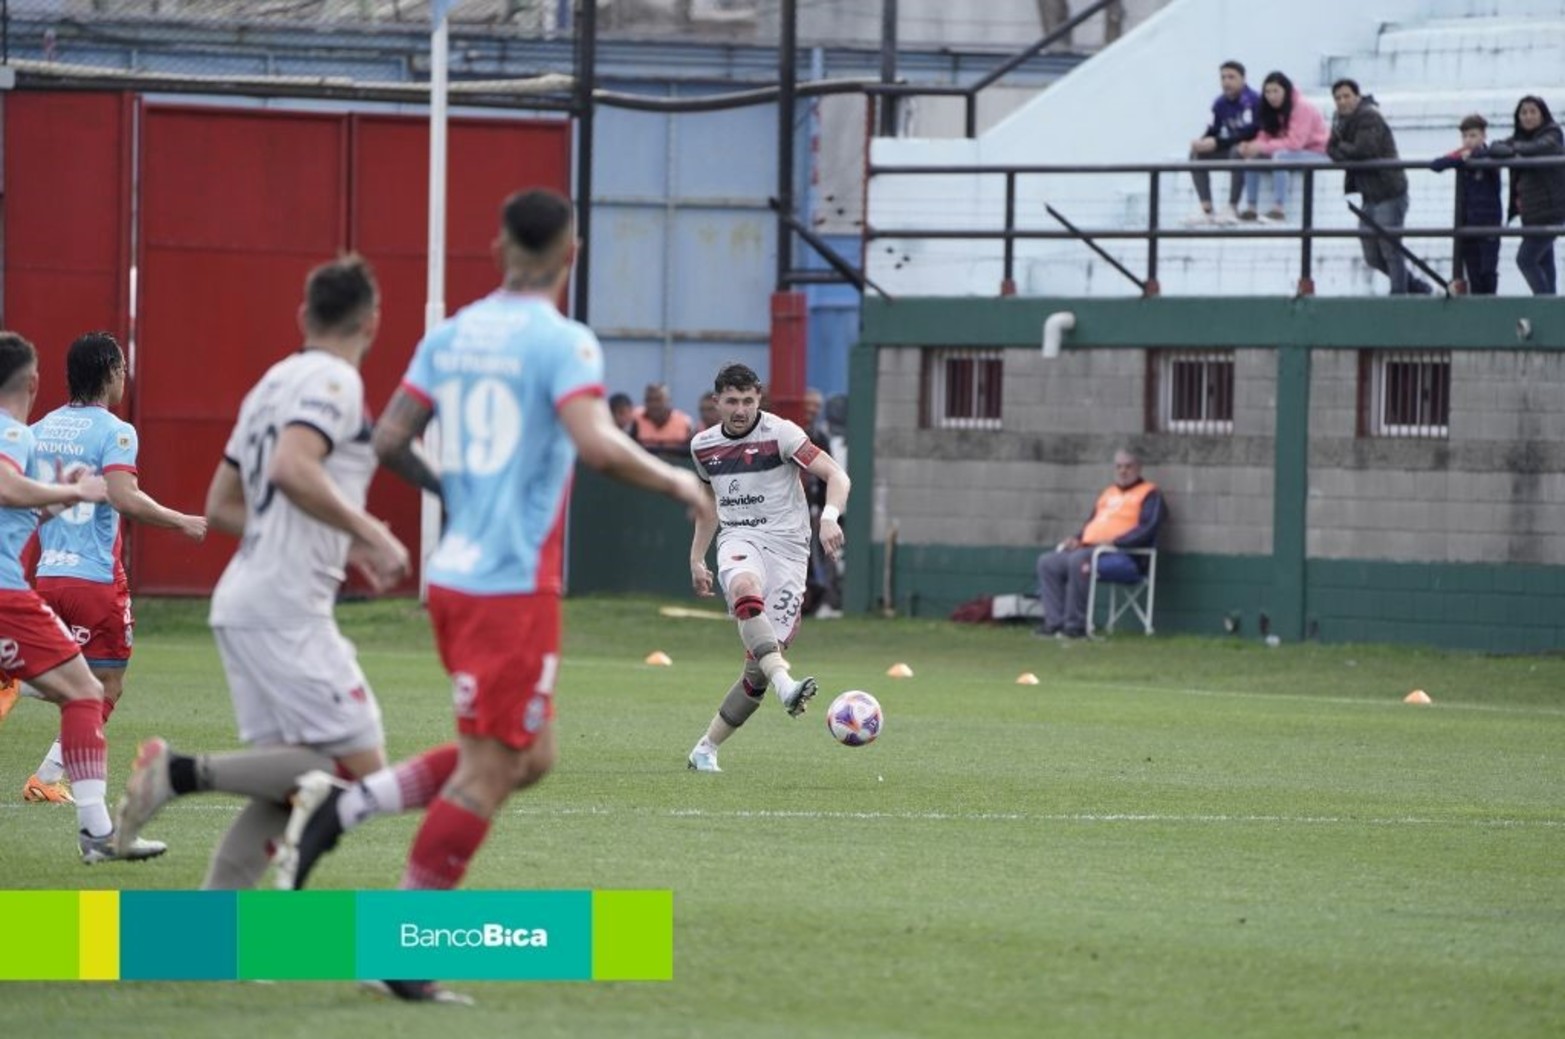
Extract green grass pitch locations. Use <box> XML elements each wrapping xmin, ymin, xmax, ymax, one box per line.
<box><xmin>1</xmin><ymin>597</ymin><xmax>1561</xmax><ymax>1038</ymax></box>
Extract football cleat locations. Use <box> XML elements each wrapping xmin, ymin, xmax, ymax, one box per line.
<box><xmin>22</xmin><ymin>775</ymin><xmax>74</xmax><ymax>804</ymax></box>
<box><xmin>778</xmin><ymin>675</ymin><xmax>818</xmax><ymax>718</ymax></box>
<box><xmin>273</xmin><ymin>770</ymin><xmax>346</xmax><ymax>890</ymax></box>
<box><xmin>686</xmin><ymin>744</ymin><xmax>721</xmax><ymax>773</ymax></box>
<box><xmin>81</xmin><ymin>829</ymin><xmax>167</xmax><ymax>865</ymax></box>
<box><xmin>113</xmin><ymin>737</ymin><xmax>174</xmax><ymax>857</ymax></box>
<box><xmin>362</xmin><ymin>979</ymin><xmax>474</xmax><ymax>1006</ymax></box>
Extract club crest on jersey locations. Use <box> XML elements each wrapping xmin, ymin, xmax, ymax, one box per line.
<box><xmin>116</xmin><ymin>433</ymin><xmax>133</xmax><ymax>450</ymax></box>
<box><xmin>3</xmin><ymin>427</ymin><xmax>20</xmax><ymax>442</ymax></box>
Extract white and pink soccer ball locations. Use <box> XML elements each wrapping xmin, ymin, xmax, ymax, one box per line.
<box><xmin>826</xmin><ymin>690</ymin><xmax>883</xmax><ymax>747</ymax></box>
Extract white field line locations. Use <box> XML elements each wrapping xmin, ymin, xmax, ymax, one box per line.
<box><xmin>2</xmin><ymin>803</ymin><xmax>1559</xmax><ymax>828</ymax></box>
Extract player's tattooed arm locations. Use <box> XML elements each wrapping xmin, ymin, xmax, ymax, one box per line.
<box><xmin>372</xmin><ymin>389</ymin><xmax>443</xmax><ymax>499</ymax></box>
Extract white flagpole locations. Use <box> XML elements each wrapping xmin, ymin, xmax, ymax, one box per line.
<box><xmin>421</xmin><ymin>4</ymin><xmax>452</xmax><ymax>601</ymax></box>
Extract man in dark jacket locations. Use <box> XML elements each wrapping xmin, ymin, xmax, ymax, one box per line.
<box><xmin>1328</xmin><ymin>79</ymin><xmax>1431</xmax><ymax>295</ymax></box>
<box><xmin>1185</xmin><ymin>61</ymin><xmax>1261</xmax><ymax>225</ymax></box>
<box><xmin>1486</xmin><ymin>95</ymin><xmax>1565</xmax><ymax>295</ymax></box>
<box><xmin>1432</xmin><ymin>114</ymin><xmax>1504</xmax><ymax>295</ymax></box>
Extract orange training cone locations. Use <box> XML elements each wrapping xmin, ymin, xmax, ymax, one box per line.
<box><xmin>886</xmin><ymin>663</ymin><xmax>914</xmax><ymax>678</ymax></box>
<box><xmin>645</xmin><ymin>651</ymin><xmax>673</xmax><ymax>666</ymax></box>
<box><xmin>1403</xmin><ymin>689</ymin><xmax>1431</xmax><ymax>705</ymax></box>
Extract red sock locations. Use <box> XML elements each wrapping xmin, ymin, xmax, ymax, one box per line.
<box><xmin>395</xmin><ymin>743</ymin><xmax>459</xmax><ymax>810</ymax></box>
<box><xmin>59</xmin><ymin>699</ymin><xmax>108</xmax><ymax>783</ymax></box>
<box><xmin>400</xmin><ymin>796</ymin><xmax>490</xmax><ymax>890</ymax></box>
<box><xmin>100</xmin><ymin>697</ymin><xmax>116</xmax><ymax>725</ymax></box>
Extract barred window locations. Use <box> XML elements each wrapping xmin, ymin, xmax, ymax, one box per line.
<box><xmin>921</xmin><ymin>349</ymin><xmax>1003</xmax><ymax>430</ymax></box>
<box><xmin>1360</xmin><ymin>350</ymin><xmax>1450</xmax><ymax>438</ymax></box>
<box><xmin>1149</xmin><ymin>349</ymin><xmax>1234</xmax><ymax>434</ymax></box>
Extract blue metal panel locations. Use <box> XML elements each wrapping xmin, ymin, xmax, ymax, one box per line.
<box><xmin>589</xmin><ymin>205</ymin><xmax>669</xmax><ymax>335</ymax></box>
<box><xmin>803</xmin><ymin>232</ymin><xmax>863</xmax><ymax>398</ymax></box>
<box><xmin>671</xmin><ymin>107</ymin><xmax>776</xmax><ymax>198</ymax></box>
<box><xmin>591</xmin><ymin>93</ymin><xmax>670</xmax><ymax>198</ymax></box>
<box><xmin>669</xmin><ymin>207</ymin><xmax>774</xmax><ymax>335</ymax></box>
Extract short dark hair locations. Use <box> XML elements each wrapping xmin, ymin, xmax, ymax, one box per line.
<box><xmin>1459</xmin><ymin>113</ymin><xmax>1488</xmax><ymax>134</ymax></box>
<box><xmin>1220</xmin><ymin>60</ymin><xmax>1245</xmax><ymax>77</ymax></box>
<box><xmin>1331</xmin><ymin>78</ymin><xmax>1361</xmax><ymax>97</ymax></box>
<box><xmin>0</xmin><ymin>332</ymin><xmax>37</xmax><ymax>394</ymax></box>
<box><xmin>713</xmin><ymin>363</ymin><xmax>761</xmax><ymax>396</ymax></box>
<box><xmin>67</xmin><ymin>331</ymin><xmax>125</xmax><ymax>404</ymax></box>
<box><xmin>608</xmin><ymin>392</ymin><xmax>633</xmax><ymax>411</ymax></box>
<box><xmin>304</xmin><ymin>254</ymin><xmax>378</xmax><ymax>335</ymax></box>
<box><xmin>502</xmin><ymin>188</ymin><xmax>574</xmax><ymax>256</ymax></box>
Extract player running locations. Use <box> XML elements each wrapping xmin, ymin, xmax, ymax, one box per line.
<box><xmin>111</xmin><ymin>255</ymin><xmax>409</xmax><ymax>888</ymax></box>
<box><xmin>20</xmin><ymin>331</ymin><xmax>207</xmax><ymax>805</ymax></box>
<box><xmin>0</xmin><ymin>330</ymin><xmax>166</xmax><ymax>862</ymax></box>
<box><xmin>271</xmin><ymin>188</ymin><xmax>713</xmax><ymax>1005</ymax></box>
<box><xmin>683</xmin><ymin>363</ymin><xmax>851</xmax><ymax>773</ymax></box>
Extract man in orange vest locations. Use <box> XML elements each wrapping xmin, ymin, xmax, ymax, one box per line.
<box><xmin>1035</xmin><ymin>449</ymin><xmax>1166</xmax><ymax>638</ymax></box>
<box><xmin>632</xmin><ymin>383</ymin><xmax>695</xmax><ymax>454</ymax></box>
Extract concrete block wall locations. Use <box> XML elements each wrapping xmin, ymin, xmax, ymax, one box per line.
<box><xmin>871</xmin><ymin>346</ymin><xmax>1275</xmax><ymax>558</ymax></box>
<box><xmin>1306</xmin><ymin>350</ymin><xmax>1565</xmax><ymax>563</ymax></box>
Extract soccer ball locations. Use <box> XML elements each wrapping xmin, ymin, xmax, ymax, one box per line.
<box><xmin>826</xmin><ymin>690</ymin><xmax>883</xmax><ymax>747</ymax></box>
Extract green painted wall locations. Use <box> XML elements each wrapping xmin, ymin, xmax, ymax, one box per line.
<box><xmin>567</xmin><ymin>461</ymin><xmax>698</xmax><ymax>600</ymax></box>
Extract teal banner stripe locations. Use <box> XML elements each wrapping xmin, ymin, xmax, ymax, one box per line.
<box><xmin>120</xmin><ymin>891</ymin><xmax>237</xmax><ymax>981</ymax></box>
<box><xmin>355</xmin><ymin>890</ymin><xmax>592</xmax><ymax>981</ymax></box>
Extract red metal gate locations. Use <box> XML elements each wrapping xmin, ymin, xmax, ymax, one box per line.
<box><xmin>3</xmin><ymin>92</ymin><xmax>571</xmax><ymax>594</ymax></box>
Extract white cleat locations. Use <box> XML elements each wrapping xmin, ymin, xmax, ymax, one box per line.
<box><xmin>81</xmin><ymin>829</ymin><xmax>167</xmax><ymax>865</ymax></box>
<box><xmin>114</xmin><ymin>737</ymin><xmax>174</xmax><ymax>857</ymax></box>
<box><xmin>687</xmin><ymin>744</ymin><xmax>722</xmax><ymax>773</ymax></box>
<box><xmin>777</xmin><ymin>675</ymin><xmax>818</xmax><ymax>718</ymax></box>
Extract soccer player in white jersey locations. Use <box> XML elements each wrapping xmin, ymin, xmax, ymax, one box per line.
<box><xmin>111</xmin><ymin>256</ymin><xmax>409</xmax><ymax>888</ymax></box>
<box><xmin>21</xmin><ymin>331</ymin><xmax>207</xmax><ymax>805</ymax></box>
<box><xmin>271</xmin><ymin>188</ymin><xmax>713</xmax><ymax>1004</ymax></box>
<box><xmin>684</xmin><ymin>363</ymin><xmax>851</xmax><ymax>773</ymax></box>
<box><xmin>0</xmin><ymin>330</ymin><xmax>165</xmax><ymax>862</ymax></box>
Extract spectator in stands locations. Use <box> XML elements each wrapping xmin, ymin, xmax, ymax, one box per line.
<box><xmin>697</xmin><ymin>391</ymin><xmax>721</xmax><ymax>431</ymax></box>
<box><xmin>1236</xmin><ymin>71</ymin><xmax>1329</xmax><ymax>222</ymax></box>
<box><xmin>1486</xmin><ymin>95</ymin><xmax>1565</xmax><ymax>295</ymax></box>
<box><xmin>609</xmin><ymin>391</ymin><xmax>637</xmax><ymax>436</ymax></box>
<box><xmin>1432</xmin><ymin>114</ymin><xmax>1503</xmax><ymax>296</ymax></box>
<box><xmin>1184</xmin><ymin>60</ymin><xmax>1260</xmax><ymax>227</ymax></box>
<box><xmin>1328</xmin><ymin>79</ymin><xmax>1431</xmax><ymax>295</ymax></box>
<box><xmin>632</xmin><ymin>382</ymin><xmax>694</xmax><ymax>453</ymax></box>
<box><xmin>799</xmin><ymin>389</ymin><xmax>841</xmax><ymax>617</ymax></box>
<box><xmin>1033</xmin><ymin>449</ymin><xmax>1165</xmax><ymax>640</ymax></box>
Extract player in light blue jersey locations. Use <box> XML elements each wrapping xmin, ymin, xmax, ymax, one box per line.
<box><xmin>21</xmin><ymin>332</ymin><xmax>207</xmax><ymax>805</ymax></box>
<box><xmin>273</xmin><ymin>188</ymin><xmax>714</xmax><ymax>1005</ymax></box>
<box><xmin>0</xmin><ymin>330</ymin><xmax>166</xmax><ymax>863</ymax></box>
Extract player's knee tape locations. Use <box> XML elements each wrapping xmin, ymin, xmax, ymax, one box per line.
<box><xmin>737</xmin><ymin>614</ymin><xmax>779</xmax><ymax>661</ymax></box>
<box><xmin>742</xmin><ymin>662</ymin><xmax>767</xmax><ymax>693</ymax></box>
<box><xmin>718</xmin><ymin>679</ymin><xmax>766</xmax><ymax>729</ymax></box>
<box><xmin>734</xmin><ymin>594</ymin><xmax>765</xmax><ymax>620</ymax></box>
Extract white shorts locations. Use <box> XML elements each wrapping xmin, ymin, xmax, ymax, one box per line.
<box><xmin>212</xmin><ymin>621</ymin><xmax>385</xmax><ymax>757</ymax></box>
<box><xmin>715</xmin><ymin>537</ymin><xmax>807</xmax><ymax>646</ymax></box>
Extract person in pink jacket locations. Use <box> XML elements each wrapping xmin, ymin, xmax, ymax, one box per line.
<box><xmin>1236</xmin><ymin>71</ymin><xmax>1329</xmax><ymax>221</ymax></box>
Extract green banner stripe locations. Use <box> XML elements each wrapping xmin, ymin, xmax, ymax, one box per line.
<box><xmin>592</xmin><ymin>890</ymin><xmax>674</xmax><ymax>981</ymax></box>
<box><xmin>0</xmin><ymin>890</ymin><xmax>80</xmax><ymax>980</ymax></box>
<box><xmin>237</xmin><ymin>890</ymin><xmax>357</xmax><ymax>980</ymax></box>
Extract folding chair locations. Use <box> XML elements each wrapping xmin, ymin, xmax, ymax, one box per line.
<box><xmin>1085</xmin><ymin>546</ymin><xmax>1157</xmax><ymax>636</ymax></box>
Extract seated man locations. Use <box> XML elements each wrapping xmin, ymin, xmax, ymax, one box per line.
<box><xmin>1035</xmin><ymin>449</ymin><xmax>1166</xmax><ymax>638</ymax></box>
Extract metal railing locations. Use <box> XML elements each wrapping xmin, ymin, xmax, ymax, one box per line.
<box><xmin>867</xmin><ymin>155</ymin><xmax>1565</xmax><ymax>296</ymax></box>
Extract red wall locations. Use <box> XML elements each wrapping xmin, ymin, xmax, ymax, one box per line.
<box><xmin>3</xmin><ymin>94</ymin><xmax>572</xmax><ymax>594</ymax></box>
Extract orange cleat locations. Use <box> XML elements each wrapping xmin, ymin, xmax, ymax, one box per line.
<box><xmin>22</xmin><ymin>774</ymin><xmax>75</xmax><ymax>805</ymax></box>
<box><xmin>0</xmin><ymin>679</ymin><xmax>19</xmax><ymax>725</ymax></box>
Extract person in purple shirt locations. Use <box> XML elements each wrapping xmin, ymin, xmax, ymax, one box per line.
<box><xmin>1185</xmin><ymin>61</ymin><xmax>1261</xmax><ymax>226</ymax></box>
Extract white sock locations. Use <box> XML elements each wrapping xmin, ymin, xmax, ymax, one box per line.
<box><xmin>35</xmin><ymin>740</ymin><xmax>66</xmax><ymax>784</ymax></box>
<box><xmin>73</xmin><ymin>779</ymin><xmax>112</xmax><ymax>837</ymax></box>
<box><xmin>336</xmin><ymin>769</ymin><xmax>403</xmax><ymax>831</ymax></box>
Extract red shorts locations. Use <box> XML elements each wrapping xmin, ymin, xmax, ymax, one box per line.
<box><xmin>428</xmin><ymin>585</ymin><xmax>560</xmax><ymax>751</ymax></box>
<box><xmin>36</xmin><ymin>576</ymin><xmax>133</xmax><ymax>667</ymax></box>
<box><xmin>0</xmin><ymin>588</ymin><xmax>85</xmax><ymax>683</ymax></box>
